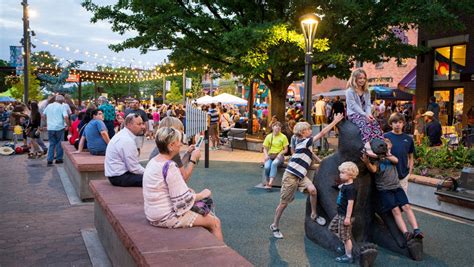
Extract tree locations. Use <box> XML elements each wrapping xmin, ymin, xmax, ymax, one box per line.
<box><xmin>10</xmin><ymin>64</ymin><xmax>42</xmax><ymax>101</ymax></box>
<box><xmin>0</xmin><ymin>59</ymin><xmax>10</xmax><ymax>93</ymax></box>
<box><xmin>83</xmin><ymin>0</ymin><xmax>474</xmax><ymax>121</ymax></box>
<box><xmin>31</xmin><ymin>51</ymin><xmax>59</xmax><ymax>68</ymax></box>
<box><xmin>166</xmin><ymin>82</ymin><xmax>183</xmax><ymax>104</ymax></box>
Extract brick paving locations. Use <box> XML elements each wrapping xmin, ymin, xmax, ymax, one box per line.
<box><xmin>0</xmin><ymin>136</ymin><xmax>335</xmax><ymax>266</ymax></box>
<box><xmin>0</xmin><ymin>154</ymin><xmax>93</xmax><ymax>267</ymax></box>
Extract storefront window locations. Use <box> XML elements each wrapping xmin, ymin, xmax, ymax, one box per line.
<box><xmin>433</xmin><ymin>45</ymin><xmax>466</xmax><ymax>81</ymax></box>
<box><xmin>451</xmin><ymin>45</ymin><xmax>466</xmax><ymax>80</ymax></box>
<box><xmin>454</xmin><ymin>87</ymin><xmax>464</xmax><ymax>118</ymax></box>
<box><xmin>434</xmin><ymin>90</ymin><xmax>450</xmax><ymax>125</ymax></box>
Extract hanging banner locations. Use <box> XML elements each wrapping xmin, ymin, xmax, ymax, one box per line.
<box><xmin>166</xmin><ymin>80</ymin><xmax>171</xmax><ymax>91</ymax></box>
<box><xmin>9</xmin><ymin>46</ymin><xmax>23</xmax><ymax>76</ymax></box>
<box><xmin>186</xmin><ymin>78</ymin><xmax>192</xmax><ymax>89</ymax></box>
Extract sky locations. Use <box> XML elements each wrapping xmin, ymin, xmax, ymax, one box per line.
<box><xmin>0</xmin><ymin>0</ymin><xmax>170</xmax><ymax>70</ymax></box>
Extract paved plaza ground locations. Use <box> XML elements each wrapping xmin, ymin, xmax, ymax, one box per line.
<box><xmin>0</xmin><ymin>139</ymin><xmax>473</xmax><ymax>266</ymax></box>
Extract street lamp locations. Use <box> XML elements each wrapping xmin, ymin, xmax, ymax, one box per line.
<box><xmin>300</xmin><ymin>13</ymin><xmax>320</xmax><ymax>123</ymax></box>
<box><xmin>22</xmin><ymin>0</ymin><xmax>30</xmax><ymax>104</ymax></box>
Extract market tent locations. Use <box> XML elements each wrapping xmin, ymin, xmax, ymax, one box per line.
<box><xmin>313</xmin><ymin>89</ymin><xmax>347</xmax><ymax>99</ymax></box>
<box><xmin>398</xmin><ymin>67</ymin><xmax>416</xmax><ymax>90</ymax></box>
<box><xmin>212</xmin><ymin>93</ymin><xmax>247</xmax><ymax>105</ymax></box>
<box><xmin>370</xmin><ymin>86</ymin><xmax>414</xmax><ymax>101</ymax></box>
<box><xmin>0</xmin><ymin>96</ymin><xmax>16</xmax><ymax>102</ymax></box>
<box><xmin>195</xmin><ymin>95</ymin><xmax>214</xmax><ymax>104</ymax></box>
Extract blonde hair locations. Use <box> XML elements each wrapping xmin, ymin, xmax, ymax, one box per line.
<box><xmin>338</xmin><ymin>161</ymin><xmax>359</xmax><ymax>178</ymax></box>
<box><xmin>347</xmin><ymin>68</ymin><xmax>368</xmax><ymax>92</ymax></box>
<box><xmin>159</xmin><ymin>117</ymin><xmax>184</xmax><ymax>131</ymax></box>
<box><xmin>155</xmin><ymin>127</ymin><xmax>182</xmax><ymax>154</ymax></box>
<box><xmin>293</xmin><ymin>121</ymin><xmax>311</xmax><ymax>136</ymax></box>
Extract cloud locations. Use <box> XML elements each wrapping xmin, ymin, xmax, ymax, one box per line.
<box><xmin>88</xmin><ymin>37</ymin><xmax>123</xmax><ymax>45</ymax></box>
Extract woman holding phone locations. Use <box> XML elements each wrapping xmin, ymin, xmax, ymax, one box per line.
<box><xmin>149</xmin><ymin>117</ymin><xmax>200</xmax><ymax>182</ymax></box>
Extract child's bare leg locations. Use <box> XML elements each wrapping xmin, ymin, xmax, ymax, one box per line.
<box><xmin>307</xmin><ymin>184</ymin><xmax>317</xmax><ymax>217</ymax></box>
<box><xmin>272</xmin><ymin>202</ymin><xmax>288</xmax><ymax>228</ymax></box>
<box><xmin>392</xmin><ymin>207</ymin><xmax>408</xmax><ymax>233</ymax></box>
<box><xmin>345</xmin><ymin>239</ymin><xmax>353</xmax><ymax>258</ymax></box>
<box><xmin>402</xmin><ymin>204</ymin><xmax>419</xmax><ymax>230</ymax></box>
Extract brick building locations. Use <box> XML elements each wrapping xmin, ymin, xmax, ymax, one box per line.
<box><xmin>311</xmin><ymin>29</ymin><xmax>418</xmax><ymax>94</ymax></box>
<box><xmin>416</xmin><ymin>14</ymin><xmax>473</xmax><ymax>126</ymax></box>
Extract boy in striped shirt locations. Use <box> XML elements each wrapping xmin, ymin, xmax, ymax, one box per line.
<box><xmin>270</xmin><ymin>114</ymin><xmax>344</xmax><ymax>239</ymax></box>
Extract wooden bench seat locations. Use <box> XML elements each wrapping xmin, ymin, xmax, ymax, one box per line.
<box><xmin>62</xmin><ymin>142</ymin><xmax>106</xmax><ymax>200</ymax></box>
<box><xmin>90</xmin><ymin>180</ymin><xmax>252</xmax><ymax>267</ymax></box>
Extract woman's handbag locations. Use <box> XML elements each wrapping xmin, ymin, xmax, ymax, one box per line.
<box><xmin>162</xmin><ymin>160</ymin><xmax>215</xmax><ymax>216</ymax></box>
<box><xmin>191</xmin><ymin>198</ymin><xmax>214</xmax><ymax>216</ymax></box>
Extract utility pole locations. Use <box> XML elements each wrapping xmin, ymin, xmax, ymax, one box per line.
<box><xmin>128</xmin><ymin>62</ymin><xmax>132</xmax><ymax>96</ymax></box>
<box><xmin>182</xmin><ymin>68</ymin><xmax>186</xmax><ymax>105</ymax></box>
<box><xmin>22</xmin><ymin>0</ymin><xmax>30</xmax><ymax>104</ymax></box>
<box><xmin>209</xmin><ymin>72</ymin><xmax>213</xmax><ymax>96</ymax></box>
<box><xmin>162</xmin><ymin>76</ymin><xmax>166</xmax><ymax>104</ymax></box>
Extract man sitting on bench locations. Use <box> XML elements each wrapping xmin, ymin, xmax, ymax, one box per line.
<box><xmin>105</xmin><ymin>113</ymin><xmax>146</xmax><ymax>187</ymax></box>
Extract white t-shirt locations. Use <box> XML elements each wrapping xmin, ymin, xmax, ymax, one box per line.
<box><xmin>315</xmin><ymin>100</ymin><xmax>326</xmax><ymax>116</ymax></box>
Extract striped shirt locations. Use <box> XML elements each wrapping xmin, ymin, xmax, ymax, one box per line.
<box><xmin>286</xmin><ymin>137</ymin><xmax>314</xmax><ymax>179</ymax></box>
<box><xmin>208</xmin><ymin>108</ymin><xmax>219</xmax><ymax>125</ymax></box>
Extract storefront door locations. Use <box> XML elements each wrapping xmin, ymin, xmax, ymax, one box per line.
<box><xmin>433</xmin><ymin>87</ymin><xmax>464</xmax><ymax>125</ymax></box>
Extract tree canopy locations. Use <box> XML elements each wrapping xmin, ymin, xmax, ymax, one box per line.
<box><xmin>83</xmin><ymin>0</ymin><xmax>473</xmax><ymax>120</ymax></box>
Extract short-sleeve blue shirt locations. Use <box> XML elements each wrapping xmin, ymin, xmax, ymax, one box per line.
<box><xmin>84</xmin><ymin>119</ymin><xmax>108</xmax><ymax>153</ymax></box>
<box><xmin>384</xmin><ymin>132</ymin><xmax>415</xmax><ymax>179</ymax></box>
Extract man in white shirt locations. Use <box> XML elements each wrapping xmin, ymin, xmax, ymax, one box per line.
<box><xmin>313</xmin><ymin>96</ymin><xmax>326</xmax><ymax>125</ymax></box>
<box><xmin>43</xmin><ymin>95</ymin><xmax>70</xmax><ymax>166</ymax></box>
<box><xmin>105</xmin><ymin>113</ymin><xmax>146</xmax><ymax>187</ymax></box>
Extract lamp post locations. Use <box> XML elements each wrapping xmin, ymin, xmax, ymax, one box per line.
<box><xmin>22</xmin><ymin>0</ymin><xmax>30</xmax><ymax>104</ymax></box>
<box><xmin>300</xmin><ymin>13</ymin><xmax>320</xmax><ymax>123</ymax></box>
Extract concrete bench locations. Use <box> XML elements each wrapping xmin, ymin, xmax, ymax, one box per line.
<box><xmin>407</xmin><ymin>174</ymin><xmax>474</xmax><ymax>220</ymax></box>
<box><xmin>89</xmin><ymin>180</ymin><xmax>252</xmax><ymax>267</ymax></box>
<box><xmin>262</xmin><ymin>161</ymin><xmax>319</xmax><ymax>187</ymax></box>
<box><xmin>62</xmin><ymin>142</ymin><xmax>106</xmax><ymax>201</ymax></box>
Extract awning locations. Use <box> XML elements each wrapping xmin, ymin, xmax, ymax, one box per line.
<box><xmin>398</xmin><ymin>67</ymin><xmax>416</xmax><ymax>90</ymax></box>
<box><xmin>370</xmin><ymin>86</ymin><xmax>414</xmax><ymax>101</ymax></box>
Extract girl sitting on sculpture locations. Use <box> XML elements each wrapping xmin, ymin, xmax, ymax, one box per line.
<box><xmin>345</xmin><ymin>68</ymin><xmax>384</xmax><ymax>157</ymax></box>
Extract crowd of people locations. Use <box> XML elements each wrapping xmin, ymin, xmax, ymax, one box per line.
<box><xmin>1</xmin><ymin>67</ymin><xmax>474</xmax><ymax>264</ymax></box>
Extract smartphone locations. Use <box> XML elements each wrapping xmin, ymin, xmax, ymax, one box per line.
<box><xmin>195</xmin><ymin>136</ymin><xmax>204</xmax><ymax>148</ymax></box>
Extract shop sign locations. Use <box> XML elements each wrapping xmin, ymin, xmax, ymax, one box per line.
<box><xmin>368</xmin><ymin>77</ymin><xmax>393</xmax><ymax>84</ymax></box>
<box><xmin>66</xmin><ymin>74</ymin><xmax>80</xmax><ymax>82</ymax></box>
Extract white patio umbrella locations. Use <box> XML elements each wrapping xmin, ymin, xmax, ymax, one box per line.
<box><xmin>212</xmin><ymin>93</ymin><xmax>247</xmax><ymax>105</ymax></box>
<box><xmin>195</xmin><ymin>95</ymin><xmax>214</xmax><ymax>104</ymax></box>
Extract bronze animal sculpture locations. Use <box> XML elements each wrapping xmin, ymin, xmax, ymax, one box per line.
<box><xmin>305</xmin><ymin>120</ymin><xmax>423</xmax><ymax>266</ymax></box>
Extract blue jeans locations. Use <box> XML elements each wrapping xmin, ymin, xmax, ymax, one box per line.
<box><xmin>264</xmin><ymin>157</ymin><xmax>283</xmax><ymax>180</ymax></box>
<box><xmin>104</xmin><ymin>120</ymin><xmax>115</xmax><ymax>139</ymax></box>
<box><xmin>47</xmin><ymin>130</ymin><xmax>64</xmax><ymax>162</ymax></box>
<box><xmin>1</xmin><ymin>124</ymin><xmax>9</xmax><ymax>140</ymax></box>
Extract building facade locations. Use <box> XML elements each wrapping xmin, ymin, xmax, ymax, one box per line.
<box><xmin>416</xmin><ymin>14</ymin><xmax>473</xmax><ymax>126</ymax></box>
<box><xmin>313</xmin><ymin>29</ymin><xmax>418</xmax><ymax>94</ymax></box>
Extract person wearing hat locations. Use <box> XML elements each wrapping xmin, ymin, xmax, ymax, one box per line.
<box><xmin>423</xmin><ymin>111</ymin><xmax>442</xmax><ymax>146</ymax></box>
<box><xmin>361</xmin><ymin>139</ymin><xmax>424</xmax><ymax>241</ymax></box>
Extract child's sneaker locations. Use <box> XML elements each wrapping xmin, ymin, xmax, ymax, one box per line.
<box><xmin>270</xmin><ymin>224</ymin><xmax>283</xmax><ymax>239</ymax></box>
<box><xmin>335</xmin><ymin>254</ymin><xmax>353</xmax><ymax>263</ymax></box>
<box><xmin>413</xmin><ymin>229</ymin><xmax>424</xmax><ymax>239</ymax></box>
<box><xmin>311</xmin><ymin>214</ymin><xmax>327</xmax><ymax>226</ymax></box>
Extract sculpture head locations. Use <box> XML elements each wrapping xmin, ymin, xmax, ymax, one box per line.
<box><xmin>336</xmin><ymin>120</ymin><xmax>364</xmax><ymax>162</ymax></box>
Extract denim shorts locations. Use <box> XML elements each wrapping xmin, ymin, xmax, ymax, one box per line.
<box><xmin>377</xmin><ymin>187</ymin><xmax>409</xmax><ymax>213</ymax></box>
